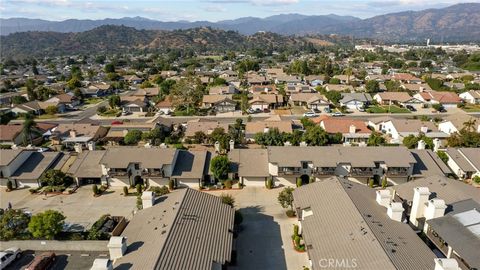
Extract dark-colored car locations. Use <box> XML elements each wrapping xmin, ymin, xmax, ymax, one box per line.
<box><xmin>406</xmin><ymin>105</ymin><xmax>416</xmax><ymax>112</ymax></box>
<box><xmin>25</xmin><ymin>252</ymin><xmax>56</xmax><ymax>270</ymax></box>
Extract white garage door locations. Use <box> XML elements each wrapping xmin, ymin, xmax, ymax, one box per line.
<box><xmin>242</xmin><ymin>177</ymin><xmax>267</xmax><ymax>187</ymax></box>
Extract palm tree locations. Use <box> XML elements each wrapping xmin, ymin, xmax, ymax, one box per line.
<box><xmin>463</xmin><ymin>119</ymin><xmax>476</xmax><ymax>132</ymax></box>
<box><xmin>22</xmin><ymin>114</ymin><xmax>37</xmax><ymax>146</ymax></box>
<box><xmin>344</xmin><ymin>67</ymin><xmax>353</xmax><ymax>84</ymax></box>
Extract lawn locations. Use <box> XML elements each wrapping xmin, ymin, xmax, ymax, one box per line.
<box><xmin>84</xmin><ymin>97</ymin><xmax>104</xmax><ymax>105</ymax></box>
<box><xmin>367</xmin><ymin>105</ymin><xmax>410</xmax><ymax>114</ymax></box>
<box><xmin>462</xmin><ymin>104</ymin><xmax>480</xmax><ymax>112</ymax></box>
<box><xmin>36</xmin><ymin>114</ymin><xmax>58</xmax><ymax>119</ymax></box>
<box><xmin>99</xmin><ymin>109</ymin><xmax>121</xmax><ymax>117</ymax></box>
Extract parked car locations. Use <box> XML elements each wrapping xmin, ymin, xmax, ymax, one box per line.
<box><xmin>324</xmin><ymin>107</ymin><xmax>331</xmax><ymax>113</ymax></box>
<box><xmin>263</xmin><ymin>108</ymin><xmax>270</xmax><ymax>113</ymax></box>
<box><xmin>247</xmin><ymin>108</ymin><xmax>255</xmax><ymax>114</ymax></box>
<box><xmin>25</xmin><ymin>252</ymin><xmax>56</xmax><ymax>270</ymax></box>
<box><xmin>405</xmin><ymin>105</ymin><xmax>416</xmax><ymax>112</ymax></box>
<box><xmin>312</xmin><ymin>108</ymin><xmax>321</xmax><ymax>114</ymax></box>
<box><xmin>303</xmin><ymin>111</ymin><xmax>317</xmax><ymax>117</ymax></box>
<box><xmin>0</xmin><ymin>248</ymin><xmax>21</xmax><ymax>270</ymax></box>
<box><xmin>255</xmin><ymin>108</ymin><xmax>262</xmax><ymax>113</ymax></box>
<box><xmin>121</xmin><ymin>110</ymin><xmax>132</xmax><ymax>116</ymax></box>
<box><xmin>331</xmin><ymin>112</ymin><xmax>344</xmax><ymax>117</ymax></box>
<box><xmin>438</xmin><ymin>107</ymin><xmax>447</xmax><ymax>113</ymax></box>
<box><xmin>357</xmin><ymin>106</ymin><xmax>365</xmax><ymax>112</ymax></box>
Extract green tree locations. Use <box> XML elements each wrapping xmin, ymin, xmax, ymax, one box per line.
<box><xmin>22</xmin><ymin>114</ymin><xmax>37</xmax><ymax>146</ymax></box>
<box><xmin>303</xmin><ymin>125</ymin><xmax>329</xmax><ymax>146</ymax></box>
<box><xmin>124</xmin><ymin>130</ymin><xmax>143</xmax><ymax>145</ymax></box>
<box><xmin>170</xmin><ymin>77</ymin><xmax>204</xmax><ymax>114</ymax></box>
<box><xmin>193</xmin><ymin>131</ymin><xmax>207</xmax><ymax>144</ymax></box>
<box><xmin>11</xmin><ymin>96</ymin><xmax>28</xmax><ymax>104</ymax></box>
<box><xmin>403</xmin><ymin>134</ymin><xmax>433</xmax><ymax>149</ymax></box>
<box><xmin>0</xmin><ymin>209</ymin><xmax>31</xmax><ymax>240</ymax></box>
<box><xmin>105</xmin><ymin>63</ymin><xmax>115</xmax><ymax>73</ymax></box>
<box><xmin>325</xmin><ymin>91</ymin><xmax>342</xmax><ymax>104</ymax></box>
<box><xmin>367</xmin><ymin>132</ymin><xmax>386</xmax><ymax>146</ymax></box>
<box><xmin>210</xmin><ymin>155</ymin><xmax>230</xmax><ymax>181</ymax></box>
<box><xmin>365</xmin><ymin>80</ymin><xmax>380</xmax><ymax>93</ymax></box>
<box><xmin>45</xmin><ymin>105</ymin><xmax>58</xmax><ymax>115</ymax></box>
<box><xmin>28</xmin><ymin>210</ymin><xmax>66</xmax><ymax>240</ymax></box>
<box><xmin>278</xmin><ymin>187</ymin><xmax>294</xmax><ymax>211</ymax></box>
<box><xmin>108</xmin><ymin>94</ymin><xmax>121</xmax><ymax>109</ymax></box>
<box><xmin>40</xmin><ymin>169</ymin><xmax>71</xmax><ymax>187</ymax></box>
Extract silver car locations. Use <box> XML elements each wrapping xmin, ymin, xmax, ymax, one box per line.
<box><xmin>0</xmin><ymin>247</ymin><xmax>22</xmax><ymax>270</ymax></box>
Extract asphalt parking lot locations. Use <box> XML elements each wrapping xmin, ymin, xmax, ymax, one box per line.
<box><xmin>5</xmin><ymin>250</ymin><xmax>107</xmax><ymax>270</ymax></box>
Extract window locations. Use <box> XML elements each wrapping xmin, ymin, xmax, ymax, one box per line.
<box><xmin>302</xmin><ymin>162</ymin><xmax>308</xmax><ymax>169</ymax></box>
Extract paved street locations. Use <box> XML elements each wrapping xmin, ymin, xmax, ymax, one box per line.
<box><xmin>217</xmin><ymin>187</ymin><xmax>309</xmax><ymax>270</ymax></box>
<box><xmin>0</xmin><ymin>186</ymin><xmax>137</xmax><ymax>230</ymax></box>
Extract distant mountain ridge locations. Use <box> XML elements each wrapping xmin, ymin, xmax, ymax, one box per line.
<box><xmin>1</xmin><ymin>3</ymin><xmax>479</xmax><ymax>42</ymax></box>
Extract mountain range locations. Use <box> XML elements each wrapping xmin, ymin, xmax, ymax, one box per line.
<box><xmin>1</xmin><ymin>3</ymin><xmax>479</xmax><ymax>42</ymax></box>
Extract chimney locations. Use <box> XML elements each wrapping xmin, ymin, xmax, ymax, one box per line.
<box><xmin>90</xmin><ymin>258</ymin><xmax>113</xmax><ymax>270</ymax></box>
<box><xmin>263</xmin><ymin>127</ymin><xmax>270</xmax><ymax>133</ymax></box>
<box><xmin>229</xmin><ymin>139</ymin><xmax>235</xmax><ymax>151</ymax></box>
<box><xmin>70</xmin><ymin>130</ymin><xmax>77</xmax><ymax>138</ymax></box>
<box><xmin>433</xmin><ymin>138</ymin><xmax>441</xmax><ymax>152</ymax></box>
<box><xmin>107</xmin><ymin>236</ymin><xmax>127</xmax><ymax>260</ymax></box>
<box><xmin>417</xmin><ymin>140</ymin><xmax>426</xmax><ymax>150</ymax></box>
<box><xmin>434</xmin><ymin>259</ymin><xmax>461</xmax><ymax>270</ymax></box>
<box><xmin>74</xmin><ymin>143</ymin><xmax>83</xmax><ymax>153</ymax></box>
<box><xmin>423</xmin><ymin>198</ymin><xmax>447</xmax><ymax>232</ymax></box>
<box><xmin>299</xmin><ymin>141</ymin><xmax>308</xmax><ymax>147</ymax></box>
<box><xmin>387</xmin><ymin>202</ymin><xmax>404</xmax><ymax>222</ymax></box>
<box><xmin>122</xmin><ymin>129</ymin><xmax>129</xmax><ymax>136</ymax></box>
<box><xmin>409</xmin><ymin>187</ymin><xmax>431</xmax><ymax>227</ymax></box>
<box><xmin>349</xmin><ymin>124</ymin><xmax>356</xmax><ymax>134</ymax></box>
<box><xmin>88</xmin><ymin>142</ymin><xmax>96</xmax><ymax>151</ymax></box>
<box><xmin>141</xmin><ymin>191</ymin><xmax>155</xmax><ymax>209</ymax></box>
<box><xmin>420</xmin><ymin>126</ymin><xmax>429</xmax><ymax>134</ymax></box>
<box><xmin>376</xmin><ymin>189</ymin><xmax>391</xmax><ymax>208</ymax></box>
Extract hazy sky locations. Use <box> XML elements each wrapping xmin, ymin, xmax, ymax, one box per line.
<box><xmin>1</xmin><ymin>0</ymin><xmax>478</xmax><ymax>21</ymax></box>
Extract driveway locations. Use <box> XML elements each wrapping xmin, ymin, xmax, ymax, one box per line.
<box><xmin>1</xmin><ymin>186</ymin><xmax>137</xmax><ymax>230</ymax></box>
<box><xmin>217</xmin><ymin>187</ymin><xmax>309</xmax><ymax>270</ymax></box>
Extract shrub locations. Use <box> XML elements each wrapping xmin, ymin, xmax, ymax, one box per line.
<box><xmin>168</xmin><ymin>179</ymin><xmax>175</xmax><ymax>190</ymax></box>
<box><xmin>224</xmin><ymin>180</ymin><xmax>232</xmax><ymax>189</ymax></box>
<box><xmin>136</xmin><ymin>184</ymin><xmax>142</xmax><ymax>195</ymax></box>
<box><xmin>6</xmin><ymin>181</ymin><xmax>13</xmax><ymax>191</ymax></box>
<box><xmin>294</xmin><ymin>235</ymin><xmax>301</xmax><ymax>247</ymax></box>
<box><xmin>220</xmin><ymin>194</ymin><xmax>235</xmax><ymax>207</ymax></box>
<box><xmin>123</xmin><ymin>186</ymin><xmax>129</xmax><ymax>196</ymax></box>
<box><xmin>286</xmin><ymin>209</ymin><xmax>296</xmax><ymax>217</ymax></box>
<box><xmin>149</xmin><ymin>186</ymin><xmax>170</xmax><ymax>196</ymax></box>
<box><xmin>238</xmin><ymin>181</ymin><xmax>243</xmax><ymax>189</ymax></box>
<box><xmin>97</xmin><ymin>106</ymin><xmax>107</xmax><ymax>114</ymax></box>
<box><xmin>293</xmin><ymin>224</ymin><xmax>299</xmax><ymax>237</ymax></box>
<box><xmin>309</xmin><ymin>177</ymin><xmax>315</xmax><ymax>184</ymax></box>
<box><xmin>368</xmin><ymin>179</ymin><xmax>374</xmax><ymax>188</ymax></box>
<box><xmin>92</xmin><ymin>184</ymin><xmax>99</xmax><ymax>195</ymax></box>
<box><xmin>266</xmin><ymin>178</ymin><xmax>273</xmax><ymax>189</ymax></box>
<box><xmin>29</xmin><ymin>188</ymin><xmax>37</xmax><ymax>194</ymax></box>
<box><xmin>296</xmin><ymin>178</ymin><xmax>302</xmax><ymax>187</ymax></box>
<box><xmin>381</xmin><ymin>177</ymin><xmax>388</xmax><ymax>189</ymax></box>
<box><xmin>473</xmin><ymin>176</ymin><xmax>480</xmax><ymax>184</ymax></box>
<box><xmin>136</xmin><ymin>195</ymin><xmax>142</xmax><ymax>210</ymax></box>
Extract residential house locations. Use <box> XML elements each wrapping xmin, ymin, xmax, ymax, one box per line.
<box><xmin>184</xmin><ymin>119</ymin><xmax>230</xmax><ymax>138</ymax></box>
<box><xmin>444</xmin><ymin>82</ymin><xmax>465</xmax><ymax>91</ymax></box>
<box><xmin>459</xmin><ymin>90</ymin><xmax>480</xmax><ymax>104</ymax></box>
<box><xmin>293</xmin><ymin>177</ymin><xmax>437</xmax><ymax>270</ymax></box>
<box><xmin>131</xmin><ymin>87</ymin><xmax>159</xmax><ymax>100</ymax></box>
<box><xmin>228</xmin><ymin>149</ymin><xmax>270</xmax><ymax>186</ymax></box>
<box><xmin>264</xmin><ymin>68</ymin><xmax>285</xmax><ymax>80</ymax></box>
<box><xmin>324</xmin><ymin>84</ymin><xmax>354</xmax><ymax>92</ymax></box>
<box><xmin>285</xmin><ymin>84</ymin><xmax>314</xmax><ymax>94</ymax></box>
<box><xmin>246</xmin><ymin>73</ymin><xmax>269</xmax><ymax>85</ymax></box>
<box><xmin>100</xmin><ymin>147</ymin><xmax>178</xmax><ymax>187</ymax></box>
<box><xmin>377</xmin><ymin>119</ymin><xmax>448</xmax><ymax>144</ymax></box>
<box><xmin>171</xmin><ymin>150</ymin><xmax>211</xmax><ymax>188</ymax></box>
<box><xmin>444</xmin><ymin>148</ymin><xmax>480</xmax><ymax>179</ymax></box>
<box><xmin>201</xmin><ymin>94</ymin><xmax>236</xmax><ymax>113</ymax></box>
<box><xmin>104</xmin><ymin>123</ymin><xmax>156</xmax><ymax>145</ymax></box>
<box><xmin>392</xmin><ymin>73</ymin><xmax>422</xmax><ymax>84</ymax></box>
<box><xmin>155</xmin><ymin>96</ymin><xmax>174</xmax><ymax>115</ymax></box>
<box><xmin>275</xmin><ymin>74</ymin><xmax>301</xmax><ymax>85</ymax></box>
<box><xmin>289</xmin><ymin>93</ymin><xmax>329</xmax><ymax>110</ymax></box>
<box><xmin>249</xmin><ymin>85</ymin><xmax>277</xmax><ymax>95</ymax></box>
<box><xmin>390</xmin><ymin>175</ymin><xmax>480</xmax><ymax>270</ymax></box>
<box><xmin>0</xmin><ymin>125</ymin><xmax>27</xmax><ymax>145</ymax></box>
<box><xmin>208</xmin><ymin>85</ymin><xmax>237</xmax><ymax>95</ymax></box>
<box><xmin>50</xmin><ymin>123</ymin><xmax>108</xmax><ymax>149</ymax></box>
<box><xmin>245</xmin><ymin>116</ymin><xmax>293</xmax><ymax>140</ymax></box>
<box><xmin>438</xmin><ymin>114</ymin><xmax>480</xmax><ymax>135</ymax></box>
<box><xmin>304</xmin><ymin>75</ymin><xmax>325</xmax><ymax>86</ymax></box>
<box><xmin>365</xmin><ymin>74</ymin><xmax>391</xmax><ymax>82</ymax></box>
<box><xmin>82</xmin><ymin>83</ymin><xmax>112</xmax><ymax>97</ymax></box>
<box><xmin>121</xmin><ymin>96</ymin><xmax>148</xmax><ymax>113</ymax></box>
<box><xmin>333</xmin><ymin>74</ymin><xmax>358</xmax><ymax>85</ymax></box>
<box><xmin>373</xmin><ymin>92</ymin><xmax>424</xmax><ymax>109</ymax></box>
<box><xmin>0</xmin><ymin>149</ymin><xmax>66</xmax><ymax>188</ymax></box>
<box><xmin>124</xmin><ymin>74</ymin><xmax>143</xmax><ymax>84</ymax></box>
<box><xmin>339</xmin><ymin>93</ymin><xmax>372</xmax><ymax>110</ymax></box>
<box><xmin>319</xmin><ymin>117</ymin><xmax>371</xmax><ymax>144</ymax></box>
<box><xmin>11</xmin><ymin>101</ymin><xmax>43</xmax><ymax>115</ymax></box>
<box><xmin>414</xmin><ymin>91</ymin><xmax>462</xmax><ymax>108</ymax></box>
<box><xmin>159</xmin><ymin>70</ymin><xmax>178</xmax><ymax>78</ymax></box>
<box><xmin>249</xmin><ymin>94</ymin><xmax>283</xmax><ymax>110</ymax></box>
<box><xmin>401</xmin><ymin>83</ymin><xmax>432</xmax><ymax>92</ymax></box>
<box><xmin>45</xmin><ymin>93</ymin><xmax>80</xmax><ymax>110</ymax></box>
<box><xmin>112</xmin><ymin>188</ymin><xmax>234</xmax><ymax>270</ymax></box>
<box><xmin>67</xmin><ymin>150</ymin><xmax>107</xmax><ymax>185</ymax></box>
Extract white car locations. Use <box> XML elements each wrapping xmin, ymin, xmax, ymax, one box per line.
<box><xmin>0</xmin><ymin>247</ymin><xmax>21</xmax><ymax>270</ymax></box>
<box><xmin>303</xmin><ymin>111</ymin><xmax>317</xmax><ymax>117</ymax></box>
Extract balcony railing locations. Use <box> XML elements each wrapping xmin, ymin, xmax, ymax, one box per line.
<box><xmin>109</xmin><ymin>170</ymin><xmax>129</xmax><ymax>177</ymax></box>
<box><xmin>387</xmin><ymin>168</ymin><xmax>409</xmax><ymax>176</ymax></box>
<box><xmin>142</xmin><ymin>170</ymin><xmax>164</xmax><ymax>177</ymax></box>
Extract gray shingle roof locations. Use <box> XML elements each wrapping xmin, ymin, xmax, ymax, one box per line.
<box><xmin>427</xmin><ymin>199</ymin><xmax>480</xmax><ymax>270</ymax></box>
<box><xmin>11</xmin><ymin>152</ymin><xmax>62</xmax><ymax>180</ymax></box>
<box><xmin>172</xmin><ymin>150</ymin><xmax>208</xmax><ymax>179</ymax></box>
<box><xmin>409</xmin><ymin>149</ymin><xmax>452</xmax><ymax>177</ymax></box>
<box><xmin>100</xmin><ymin>147</ymin><xmax>177</xmax><ymax>169</ymax></box>
<box><xmin>115</xmin><ymin>188</ymin><xmax>234</xmax><ymax>270</ymax></box>
<box><xmin>294</xmin><ymin>177</ymin><xmax>436</xmax><ymax>270</ymax></box>
<box><xmin>228</xmin><ymin>149</ymin><xmax>269</xmax><ymax>177</ymax></box>
<box><xmin>67</xmin><ymin>150</ymin><xmax>106</xmax><ymax>178</ymax></box>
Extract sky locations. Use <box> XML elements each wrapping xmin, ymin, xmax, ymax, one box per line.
<box><xmin>1</xmin><ymin>0</ymin><xmax>478</xmax><ymax>21</ymax></box>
